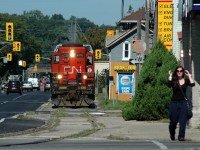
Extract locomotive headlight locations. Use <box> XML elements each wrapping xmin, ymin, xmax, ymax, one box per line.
<box><xmin>70</xmin><ymin>50</ymin><xmax>75</xmax><ymax>57</ymax></box>
<box><xmin>83</xmin><ymin>75</ymin><xmax>87</xmax><ymax>80</ymax></box>
<box><xmin>57</xmin><ymin>74</ymin><xmax>62</xmax><ymax>79</ymax></box>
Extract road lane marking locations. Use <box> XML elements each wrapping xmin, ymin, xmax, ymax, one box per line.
<box><xmin>0</xmin><ymin>118</ymin><xmax>5</xmax><ymax>124</ymax></box>
<box><xmin>151</xmin><ymin>140</ymin><xmax>168</xmax><ymax>150</ymax></box>
<box><xmin>13</xmin><ymin>94</ymin><xmax>27</xmax><ymax>100</ymax></box>
<box><xmin>1</xmin><ymin>101</ymin><xmax>8</xmax><ymax>104</ymax></box>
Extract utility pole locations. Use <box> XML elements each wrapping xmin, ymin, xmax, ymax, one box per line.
<box><xmin>145</xmin><ymin>0</ymin><xmax>150</xmax><ymax>55</ymax></box>
<box><xmin>153</xmin><ymin>0</ymin><xmax>158</xmax><ymax>46</ymax></box>
<box><xmin>121</xmin><ymin>0</ymin><xmax>124</xmax><ymax>19</ymax></box>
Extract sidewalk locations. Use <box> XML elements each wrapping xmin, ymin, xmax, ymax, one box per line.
<box><xmin>1</xmin><ymin>101</ymin><xmax>200</xmax><ymax>146</ymax></box>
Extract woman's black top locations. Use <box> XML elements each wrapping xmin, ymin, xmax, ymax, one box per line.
<box><xmin>168</xmin><ymin>78</ymin><xmax>195</xmax><ymax>101</ymax></box>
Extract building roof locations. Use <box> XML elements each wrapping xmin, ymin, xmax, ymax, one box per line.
<box><xmin>106</xmin><ymin>24</ymin><xmax>153</xmax><ymax>49</ymax></box>
<box><xmin>120</xmin><ymin>8</ymin><xmax>145</xmax><ymax>23</ymax></box>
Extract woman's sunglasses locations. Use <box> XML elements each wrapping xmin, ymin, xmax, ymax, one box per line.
<box><xmin>176</xmin><ymin>70</ymin><xmax>183</xmax><ymax>73</ymax></box>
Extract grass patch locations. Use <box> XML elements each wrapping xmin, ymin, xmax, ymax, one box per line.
<box><xmin>96</xmin><ymin>93</ymin><xmax>128</xmax><ymax>110</ymax></box>
<box><xmin>107</xmin><ymin>134</ymin><xmax>130</xmax><ymax>140</ymax></box>
<box><xmin>197</xmin><ymin>124</ymin><xmax>200</xmax><ymax>130</ymax></box>
<box><xmin>53</xmin><ymin>107</ymin><xmax>72</xmax><ymax>118</ymax></box>
<box><xmin>17</xmin><ymin>111</ymin><xmax>38</xmax><ymax>119</ymax></box>
<box><xmin>67</xmin><ymin>129</ymin><xmax>100</xmax><ymax>138</ymax></box>
<box><xmin>159</xmin><ymin>118</ymin><xmax>170</xmax><ymax>123</ymax></box>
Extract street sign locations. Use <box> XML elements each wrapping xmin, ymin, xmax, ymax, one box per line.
<box><xmin>131</xmin><ymin>40</ymin><xmax>146</xmax><ymax>54</ymax></box>
<box><xmin>3</xmin><ymin>57</ymin><xmax>7</xmax><ymax>63</ymax></box>
<box><xmin>129</xmin><ymin>53</ymin><xmax>144</xmax><ymax>65</ymax></box>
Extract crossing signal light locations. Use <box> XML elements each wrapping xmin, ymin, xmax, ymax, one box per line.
<box><xmin>7</xmin><ymin>53</ymin><xmax>12</xmax><ymax>61</ymax></box>
<box><xmin>95</xmin><ymin>49</ymin><xmax>102</xmax><ymax>60</ymax></box>
<box><xmin>35</xmin><ymin>54</ymin><xmax>40</xmax><ymax>62</ymax></box>
<box><xmin>13</xmin><ymin>42</ymin><xmax>21</xmax><ymax>51</ymax></box>
<box><xmin>6</xmin><ymin>22</ymin><xmax>14</xmax><ymax>41</ymax></box>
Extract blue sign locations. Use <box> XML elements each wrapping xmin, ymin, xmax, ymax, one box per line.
<box><xmin>118</xmin><ymin>74</ymin><xmax>133</xmax><ymax>94</ymax></box>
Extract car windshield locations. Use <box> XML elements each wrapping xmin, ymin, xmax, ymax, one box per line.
<box><xmin>9</xmin><ymin>81</ymin><xmax>20</xmax><ymax>85</ymax></box>
<box><xmin>23</xmin><ymin>82</ymin><xmax>31</xmax><ymax>84</ymax></box>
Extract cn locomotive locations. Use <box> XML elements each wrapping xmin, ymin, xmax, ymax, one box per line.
<box><xmin>50</xmin><ymin>43</ymin><xmax>95</xmax><ymax>107</ymax></box>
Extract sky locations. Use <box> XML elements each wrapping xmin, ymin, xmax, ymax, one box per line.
<box><xmin>0</xmin><ymin>0</ymin><xmax>145</xmax><ymax>26</ymax></box>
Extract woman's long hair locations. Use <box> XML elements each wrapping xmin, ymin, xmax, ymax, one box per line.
<box><xmin>172</xmin><ymin>65</ymin><xmax>185</xmax><ymax>87</ymax></box>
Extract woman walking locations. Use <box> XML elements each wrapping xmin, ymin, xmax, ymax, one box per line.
<box><xmin>168</xmin><ymin>65</ymin><xmax>195</xmax><ymax>141</ymax></box>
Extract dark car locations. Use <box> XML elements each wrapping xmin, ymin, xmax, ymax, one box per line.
<box><xmin>6</xmin><ymin>81</ymin><xmax>22</xmax><ymax>95</ymax></box>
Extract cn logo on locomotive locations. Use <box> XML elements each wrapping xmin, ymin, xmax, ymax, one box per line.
<box><xmin>64</xmin><ymin>66</ymin><xmax>82</xmax><ymax>74</ymax></box>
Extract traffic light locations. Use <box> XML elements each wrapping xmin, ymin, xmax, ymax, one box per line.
<box><xmin>13</xmin><ymin>42</ymin><xmax>21</xmax><ymax>51</ymax></box>
<box><xmin>7</xmin><ymin>53</ymin><xmax>12</xmax><ymax>61</ymax></box>
<box><xmin>35</xmin><ymin>54</ymin><xmax>40</xmax><ymax>62</ymax></box>
<box><xmin>34</xmin><ymin>65</ymin><xmax>37</xmax><ymax>71</ymax></box>
<box><xmin>22</xmin><ymin>61</ymin><xmax>26</xmax><ymax>67</ymax></box>
<box><xmin>6</xmin><ymin>22</ymin><xmax>14</xmax><ymax>41</ymax></box>
<box><xmin>95</xmin><ymin>49</ymin><xmax>102</xmax><ymax>60</ymax></box>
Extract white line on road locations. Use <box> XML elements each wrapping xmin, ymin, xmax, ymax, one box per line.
<box><xmin>13</xmin><ymin>94</ymin><xmax>27</xmax><ymax>100</ymax></box>
<box><xmin>0</xmin><ymin>118</ymin><xmax>5</xmax><ymax>124</ymax></box>
<box><xmin>151</xmin><ymin>140</ymin><xmax>168</xmax><ymax>150</ymax></box>
<box><xmin>1</xmin><ymin>101</ymin><xmax>8</xmax><ymax>104</ymax></box>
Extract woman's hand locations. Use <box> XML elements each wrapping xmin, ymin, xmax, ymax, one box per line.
<box><xmin>169</xmin><ymin>70</ymin><xmax>172</xmax><ymax>76</ymax></box>
<box><xmin>184</xmin><ymin>70</ymin><xmax>191</xmax><ymax>77</ymax></box>
<box><xmin>168</xmin><ymin>70</ymin><xmax>172</xmax><ymax>80</ymax></box>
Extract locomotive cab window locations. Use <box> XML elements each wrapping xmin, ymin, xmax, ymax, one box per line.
<box><xmin>76</xmin><ymin>53</ymin><xmax>84</xmax><ymax>57</ymax></box>
<box><xmin>87</xmin><ymin>56</ymin><xmax>92</xmax><ymax>65</ymax></box>
<box><xmin>61</xmin><ymin>53</ymin><xmax>68</xmax><ymax>58</ymax></box>
<box><xmin>54</xmin><ymin>55</ymin><xmax>59</xmax><ymax>63</ymax></box>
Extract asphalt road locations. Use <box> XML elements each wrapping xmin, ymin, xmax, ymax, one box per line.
<box><xmin>1</xmin><ymin>139</ymin><xmax>200</xmax><ymax>150</ymax></box>
<box><xmin>0</xmin><ymin>90</ymin><xmax>50</xmax><ymax>134</ymax></box>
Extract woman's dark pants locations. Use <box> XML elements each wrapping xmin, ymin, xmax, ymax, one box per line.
<box><xmin>169</xmin><ymin>100</ymin><xmax>187</xmax><ymax>139</ymax></box>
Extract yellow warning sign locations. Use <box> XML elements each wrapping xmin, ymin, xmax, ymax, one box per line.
<box><xmin>157</xmin><ymin>0</ymin><xmax>173</xmax><ymax>51</ymax></box>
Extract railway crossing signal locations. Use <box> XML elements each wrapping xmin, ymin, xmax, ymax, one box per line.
<box><xmin>35</xmin><ymin>54</ymin><xmax>40</xmax><ymax>62</ymax></box>
<box><xmin>95</xmin><ymin>49</ymin><xmax>102</xmax><ymax>60</ymax></box>
<box><xmin>6</xmin><ymin>22</ymin><xmax>14</xmax><ymax>41</ymax></box>
<box><xmin>7</xmin><ymin>53</ymin><xmax>12</xmax><ymax>61</ymax></box>
<box><xmin>13</xmin><ymin>42</ymin><xmax>21</xmax><ymax>51</ymax></box>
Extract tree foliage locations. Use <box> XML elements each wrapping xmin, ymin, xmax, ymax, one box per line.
<box><xmin>0</xmin><ymin>11</ymin><xmax>114</xmax><ymax>78</ymax></box>
<box><xmin>122</xmin><ymin>40</ymin><xmax>178</xmax><ymax>121</ymax></box>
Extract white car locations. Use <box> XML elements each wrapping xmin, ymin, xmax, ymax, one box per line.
<box><xmin>22</xmin><ymin>81</ymin><xmax>33</xmax><ymax>91</ymax></box>
<box><xmin>28</xmin><ymin>78</ymin><xmax>39</xmax><ymax>91</ymax></box>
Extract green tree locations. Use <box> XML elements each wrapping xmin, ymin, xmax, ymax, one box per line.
<box><xmin>122</xmin><ymin>40</ymin><xmax>178</xmax><ymax>121</ymax></box>
<box><xmin>0</xmin><ymin>11</ymin><xmax>111</xmax><ymax>79</ymax></box>
<box><xmin>82</xmin><ymin>28</ymin><xmax>106</xmax><ymax>53</ymax></box>
<box><xmin>127</xmin><ymin>5</ymin><xmax>134</xmax><ymax>14</ymax></box>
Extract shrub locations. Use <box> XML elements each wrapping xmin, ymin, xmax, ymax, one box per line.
<box><xmin>122</xmin><ymin>40</ymin><xmax>178</xmax><ymax>120</ymax></box>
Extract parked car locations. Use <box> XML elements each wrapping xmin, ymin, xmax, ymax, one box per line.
<box><xmin>22</xmin><ymin>81</ymin><xmax>33</xmax><ymax>91</ymax></box>
<box><xmin>6</xmin><ymin>81</ymin><xmax>22</xmax><ymax>95</ymax></box>
<box><xmin>44</xmin><ymin>82</ymin><xmax>51</xmax><ymax>91</ymax></box>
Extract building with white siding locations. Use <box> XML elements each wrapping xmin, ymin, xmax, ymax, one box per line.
<box><xmin>172</xmin><ymin>0</ymin><xmax>182</xmax><ymax>60</ymax></box>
